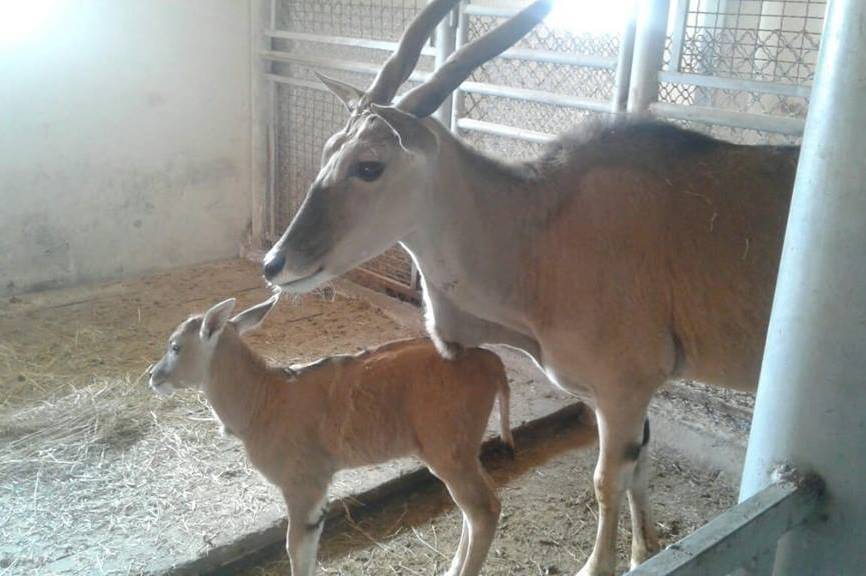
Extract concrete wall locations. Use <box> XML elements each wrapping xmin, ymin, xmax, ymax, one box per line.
<box><xmin>0</xmin><ymin>0</ymin><xmax>252</xmax><ymax>295</ymax></box>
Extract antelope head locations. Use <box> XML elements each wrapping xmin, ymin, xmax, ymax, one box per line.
<box><xmin>263</xmin><ymin>0</ymin><xmax>553</xmax><ymax>292</ymax></box>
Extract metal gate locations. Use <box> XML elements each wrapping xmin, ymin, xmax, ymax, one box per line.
<box><xmin>254</xmin><ymin>0</ymin><xmax>825</xmax><ymax>298</ymax></box>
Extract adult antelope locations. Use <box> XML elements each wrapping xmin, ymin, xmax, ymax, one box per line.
<box><xmin>262</xmin><ymin>1</ymin><xmax>799</xmax><ymax>574</ymax></box>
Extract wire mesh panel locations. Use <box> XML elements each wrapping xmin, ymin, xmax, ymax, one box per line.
<box><xmin>677</xmin><ymin>0</ymin><xmax>824</xmax><ymax>83</ymax></box>
<box><xmin>458</xmin><ymin>3</ymin><xmax>622</xmax><ymax>159</ymax></box>
<box><xmin>659</xmin><ymin>0</ymin><xmax>825</xmax><ymax>144</ymax></box>
<box><xmin>276</xmin><ymin>0</ymin><xmax>428</xmax><ymax>39</ymax></box>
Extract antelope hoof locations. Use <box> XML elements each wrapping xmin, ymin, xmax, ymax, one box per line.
<box><xmin>575</xmin><ymin>563</ymin><xmax>614</xmax><ymax>576</ymax></box>
<box><xmin>630</xmin><ymin>548</ymin><xmax>657</xmax><ymax>570</ymax></box>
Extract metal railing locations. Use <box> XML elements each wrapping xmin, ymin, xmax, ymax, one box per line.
<box><xmin>627</xmin><ymin>468</ymin><xmax>824</xmax><ymax>576</ymax></box>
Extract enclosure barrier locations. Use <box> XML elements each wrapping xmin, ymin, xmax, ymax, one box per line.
<box><xmin>625</xmin><ymin>469</ymin><xmax>824</xmax><ymax>576</ymax></box>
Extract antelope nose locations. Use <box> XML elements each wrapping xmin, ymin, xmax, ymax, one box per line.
<box><xmin>263</xmin><ymin>252</ymin><xmax>285</xmax><ymax>281</ymax></box>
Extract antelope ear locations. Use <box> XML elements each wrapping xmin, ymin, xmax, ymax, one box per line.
<box><xmin>230</xmin><ymin>294</ymin><xmax>279</xmax><ymax>335</ymax></box>
<box><xmin>369</xmin><ymin>104</ymin><xmax>437</xmax><ymax>153</ymax></box>
<box><xmin>201</xmin><ymin>298</ymin><xmax>237</xmax><ymax>341</ymax></box>
<box><xmin>315</xmin><ymin>71</ymin><xmax>366</xmax><ymax>112</ymax></box>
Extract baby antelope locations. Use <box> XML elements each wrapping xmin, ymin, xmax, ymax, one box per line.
<box><xmin>149</xmin><ymin>296</ymin><xmax>513</xmax><ymax>576</ymax></box>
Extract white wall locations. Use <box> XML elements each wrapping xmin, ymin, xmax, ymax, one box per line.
<box><xmin>0</xmin><ymin>0</ymin><xmax>252</xmax><ymax>295</ymax></box>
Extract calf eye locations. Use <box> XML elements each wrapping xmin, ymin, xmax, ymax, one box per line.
<box><xmin>171</xmin><ymin>343</ymin><xmax>181</xmax><ymax>353</ymax></box>
<box><xmin>354</xmin><ymin>161</ymin><xmax>384</xmax><ymax>182</ymax></box>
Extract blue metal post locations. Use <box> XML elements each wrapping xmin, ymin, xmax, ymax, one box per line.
<box><xmin>739</xmin><ymin>0</ymin><xmax>866</xmax><ymax>573</ymax></box>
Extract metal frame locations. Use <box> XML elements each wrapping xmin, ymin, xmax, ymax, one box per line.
<box><xmin>627</xmin><ymin>470</ymin><xmax>824</xmax><ymax>576</ymax></box>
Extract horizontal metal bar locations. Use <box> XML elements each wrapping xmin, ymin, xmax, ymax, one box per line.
<box><xmin>658</xmin><ymin>71</ymin><xmax>812</xmax><ymax>98</ymax></box>
<box><xmin>649</xmin><ymin>102</ymin><xmax>806</xmax><ymax>135</ymax></box>
<box><xmin>265</xmin><ymin>74</ymin><xmax>328</xmax><ymax>92</ymax></box>
<box><xmin>463</xmin><ymin>5</ymin><xmax>518</xmax><ymax>18</ymax></box>
<box><xmin>627</xmin><ymin>475</ymin><xmax>824</xmax><ymax>576</ymax></box>
<box><xmin>266</xmin><ymin>30</ymin><xmax>615</xmax><ymax>69</ymax></box>
<box><xmin>265</xmin><ymin>30</ymin><xmax>436</xmax><ymax>57</ymax></box>
<box><xmin>504</xmin><ymin>47</ymin><xmax>616</xmax><ymax>69</ymax></box>
<box><xmin>460</xmin><ymin>81</ymin><xmax>612</xmax><ymax>112</ymax></box>
<box><xmin>456</xmin><ymin>118</ymin><xmax>554</xmax><ymax>143</ymax></box>
<box><xmin>260</xmin><ymin>51</ymin><xmax>432</xmax><ymax>82</ymax></box>
<box><xmin>263</xmin><ymin>52</ymin><xmax>609</xmax><ymax>113</ymax></box>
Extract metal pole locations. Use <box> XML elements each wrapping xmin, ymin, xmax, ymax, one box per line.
<box><xmin>626</xmin><ymin>0</ymin><xmax>669</xmax><ymax>114</ymax></box>
<box><xmin>739</xmin><ymin>1</ymin><xmax>866</xmax><ymax>573</ymax></box>
<box><xmin>612</xmin><ymin>3</ymin><xmax>637</xmax><ymax>114</ymax></box>
<box><xmin>432</xmin><ymin>4</ymin><xmax>458</xmax><ymax>126</ymax></box>
<box><xmin>450</xmin><ymin>3</ymin><xmax>470</xmax><ymax>133</ymax></box>
<box><xmin>667</xmin><ymin>0</ymin><xmax>689</xmax><ymax>74</ymax></box>
<box><xmin>249</xmin><ymin>0</ymin><xmax>273</xmax><ymax>250</ymax></box>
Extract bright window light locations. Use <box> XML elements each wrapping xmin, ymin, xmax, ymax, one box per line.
<box><xmin>546</xmin><ymin>0</ymin><xmax>634</xmax><ymax>34</ymax></box>
<box><xmin>0</xmin><ymin>0</ymin><xmax>69</xmax><ymax>48</ymax></box>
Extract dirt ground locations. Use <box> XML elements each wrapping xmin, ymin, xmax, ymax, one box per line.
<box><xmin>0</xmin><ymin>259</ymin><xmax>413</xmax><ymax>575</ymax></box>
<box><xmin>242</xmin><ymin>418</ymin><xmax>736</xmax><ymax>576</ymax></box>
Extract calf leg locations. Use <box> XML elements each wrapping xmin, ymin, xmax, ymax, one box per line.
<box><xmin>283</xmin><ymin>485</ymin><xmax>328</xmax><ymax>576</ymax></box>
<box><xmin>444</xmin><ymin>517</ymin><xmax>470</xmax><ymax>576</ymax></box>
<box><xmin>432</xmin><ymin>460</ymin><xmax>501</xmax><ymax>576</ymax></box>
<box><xmin>577</xmin><ymin>400</ymin><xmax>651</xmax><ymax>576</ymax></box>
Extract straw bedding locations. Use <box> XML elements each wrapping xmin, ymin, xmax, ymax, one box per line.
<box><xmin>0</xmin><ymin>260</ymin><xmax>412</xmax><ymax>575</ymax></box>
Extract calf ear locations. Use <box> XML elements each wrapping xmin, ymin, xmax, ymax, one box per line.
<box><xmin>201</xmin><ymin>298</ymin><xmax>237</xmax><ymax>341</ymax></box>
<box><xmin>230</xmin><ymin>295</ymin><xmax>279</xmax><ymax>335</ymax></box>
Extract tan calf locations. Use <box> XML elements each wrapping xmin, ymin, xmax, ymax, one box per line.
<box><xmin>149</xmin><ymin>296</ymin><xmax>512</xmax><ymax>576</ymax></box>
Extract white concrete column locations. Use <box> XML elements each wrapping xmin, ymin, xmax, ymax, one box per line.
<box><xmin>739</xmin><ymin>0</ymin><xmax>866</xmax><ymax>573</ymax></box>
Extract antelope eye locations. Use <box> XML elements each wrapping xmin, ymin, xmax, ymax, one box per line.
<box><xmin>171</xmin><ymin>342</ymin><xmax>181</xmax><ymax>353</ymax></box>
<box><xmin>355</xmin><ymin>161</ymin><xmax>385</xmax><ymax>182</ymax></box>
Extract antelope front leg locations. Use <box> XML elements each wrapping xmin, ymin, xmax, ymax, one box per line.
<box><xmin>284</xmin><ymin>486</ymin><xmax>328</xmax><ymax>576</ymax></box>
<box><xmin>577</xmin><ymin>404</ymin><xmax>650</xmax><ymax>576</ymax></box>
<box><xmin>626</xmin><ymin>424</ymin><xmax>660</xmax><ymax>569</ymax></box>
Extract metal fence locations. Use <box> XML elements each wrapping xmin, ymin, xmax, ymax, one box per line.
<box><xmin>258</xmin><ymin>0</ymin><xmax>826</xmax><ymax>295</ymax></box>
<box><xmin>657</xmin><ymin>0</ymin><xmax>823</xmax><ymax>144</ymax></box>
